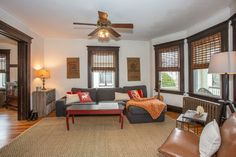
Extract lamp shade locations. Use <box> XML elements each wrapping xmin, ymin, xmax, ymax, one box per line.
<box><xmin>208</xmin><ymin>51</ymin><xmax>236</xmax><ymax>74</ymax></box>
<box><xmin>35</xmin><ymin>69</ymin><xmax>50</xmax><ymax>78</ymax></box>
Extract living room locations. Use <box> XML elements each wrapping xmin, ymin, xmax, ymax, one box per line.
<box><xmin>0</xmin><ymin>0</ymin><xmax>236</xmax><ymax>157</ymax></box>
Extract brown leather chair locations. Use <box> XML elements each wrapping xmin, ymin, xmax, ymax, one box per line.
<box><xmin>158</xmin><ymin>112</ymin><xmax>236</xmax><ymax>157</ymax></box>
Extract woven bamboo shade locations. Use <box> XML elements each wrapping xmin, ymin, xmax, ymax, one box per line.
<box><xmin>191</xmin><ymin>32</ymin><xmax>221</xmax><ymax>69</ymax></box>
<box><xmin>157</xmin><ymin>45</ymin><xmax>180</xmax><ymax>71</ymax></box>
<box><xmin>91</xmin><ymin>51</ymin><xmax>116</xmax><ymax>71</ymax></box>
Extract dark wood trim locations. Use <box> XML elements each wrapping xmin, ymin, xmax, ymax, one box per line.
<box><xmin>188</xmin><ymin>21</ymin><xmax>229</xmax><ymax>102</ymax></box>
<box><xmin>87</xmin><ymin>46</ymin><xmax>120</xmax><ymax>88</ymax></box>
<box><xmin>167</xmin><ymin>104</ymin><xmax>182</xmax><ymax>113</ymax></box>
<box><xmin>10</xmin><ymin>64</ymin><xmax>18</xmax><ymax>67</ymax></box>
<box><xmin>232</xmin><ymin>14</ymin><xmax>236</xmax><ymax>102</ymax></box>
<box><xmin>154</xmin><ymin>39</ymin><xmax>185</xmax><ymax>94</ymax></box>
<box><xmin>160</xmin><ymin>90</ymin><xmax>184</xmax><ymax>95</ymax></box>
<box><xmin>0</xmin><ymin>20</ymin><xmax>32</xmax><ymax>120</ymax></box>
<box><xmin>0</xmin><ymin>20</ymin><xmax>32</xmax><ymax>43</ymax></box>
<box><xmin>229</xmin><ymin>13</ymin><xmax>236</xmax><ymax>24</ymax></box>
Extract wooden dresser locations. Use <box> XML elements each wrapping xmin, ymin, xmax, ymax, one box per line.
<box><xmin>32</xmin><ymin>88</ymin><xmax>56</xmax><ymax>117</ymax></box>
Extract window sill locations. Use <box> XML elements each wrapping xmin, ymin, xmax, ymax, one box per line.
<box><xmin>155</xmin><ymin>89</ymin><xmax>184</xmax><ymax>95</ymax></box>
<box><xmin>188</xmin><ymin>92</ymin><xmax>221</xmax><ymax>103</ymax></box>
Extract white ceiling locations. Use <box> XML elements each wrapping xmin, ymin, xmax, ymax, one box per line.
<box><xmin>0</xmin><ymin>0</ymin><xmax>232</xmax><ymax>40</ymax></box>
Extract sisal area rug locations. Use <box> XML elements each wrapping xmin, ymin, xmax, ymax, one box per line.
<box><xmin>0</xmin><ymin>116</ymin><xmax>175</xmax><ymax>157</ymax></box>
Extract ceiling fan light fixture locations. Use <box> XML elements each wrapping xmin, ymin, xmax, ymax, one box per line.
<box><xmin>98</xmin><ymin>29</ymin><xmax>109</xmax><ymax>39</ymax></box>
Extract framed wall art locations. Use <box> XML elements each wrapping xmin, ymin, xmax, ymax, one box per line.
<box><xmin>67</xmin><ymin>57</ymin><xmax>80</xmax><ymax>78</ymax></box>
<box><xmin>127</xmin><ymin>57</ymin><xmax>141</xmax><ymax>81</ymax></box>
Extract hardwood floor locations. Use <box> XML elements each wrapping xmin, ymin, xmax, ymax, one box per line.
<box><xmin>0</xmin><ymin>108</ymin><xmax>40</xmax><ymax>149</ymax></box>
<box><xmin>0</xmin><ymin>108</ymin><xmax>180</xmax><ymax>149</ymax></box>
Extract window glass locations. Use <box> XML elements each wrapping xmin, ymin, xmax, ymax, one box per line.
<box><xmin>160</xmin><ymin>71</ymin><xmax>179</xmax><ymax>91</ymax></box>
<box><xmin>93</xmin><ymin>71</ymin><xmax>114</xmax><ymax>88</ymax></box>
<box><xmin>193</xmin><ymin>69</ymin><xmax>221</xmax><ymax>97</ymax></box>
<box><xmin>0</xmin><ymin>73</ymin><xmax>6</xmax><ymax>89</ymax></box>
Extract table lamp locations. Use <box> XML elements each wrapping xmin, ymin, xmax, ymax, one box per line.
<box><xmin>35</xmin><ymin>69</ymin><xmax>50</xmax><ymax>90</ymax></box>
<box><xmin>208</xmin><ymin>51</ymin><xmax>236</xmax><ymax>124</ymax></box>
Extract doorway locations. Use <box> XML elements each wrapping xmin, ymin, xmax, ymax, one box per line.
<box><xmin>0</xmin><ymin>20</ymin><xmax>31</xmax><ymax>120</ymax></box>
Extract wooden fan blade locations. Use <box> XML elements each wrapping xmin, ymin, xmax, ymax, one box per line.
<box><xmin>88</xmin><ymin>28</ymin><xmax>101</xmax><ymax>36</ymax></box>
<box><xmin>111</xmin><ymin>23</ymin><xmax>133</xmax><ymax>28</ymax></box>
<box><xmin>73</xmin><ymin>22</ymin><xmax>97</xmax><ymax>26</ymax></box>
<box><xmin>98</xmin><ymin>11</ymin><xmax>108</xmax><ymax>21</ymax></box>
<box><xmin>107</xmin><ymin>28</ymin><xmax>121</xmax><ymax>38</ymax></box>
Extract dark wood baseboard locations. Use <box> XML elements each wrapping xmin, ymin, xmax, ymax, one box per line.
<box><xmin>167</xmin><ymin>104</ymin><xmax>182</xmax><ymax>113</ymax></box>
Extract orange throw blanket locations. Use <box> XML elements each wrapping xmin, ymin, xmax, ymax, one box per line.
<box><xmin>126</xmin><ymin>98</ymin><xmax>166</xmax><ymax>119</ymax></box>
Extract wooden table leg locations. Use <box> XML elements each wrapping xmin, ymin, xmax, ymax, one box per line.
<box><xmin>120</xmin><ymin>112</ymin><xmax>124</xmax><ymax>129</ymax></box>
<box><xmin>66</xmin><ymin>112</ymin><xmax>70</xmax><ymax>131</ymax></box>
<box><xmin>72</xmin><ymin>114</ymin><xmax>74</xmax><ymax>124</ymax></box>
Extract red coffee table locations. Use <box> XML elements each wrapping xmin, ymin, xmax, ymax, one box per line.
<box><xmin>66</xmin><ymin>102</ymin><xmax>124</xmax><ymax>130</ymax></box>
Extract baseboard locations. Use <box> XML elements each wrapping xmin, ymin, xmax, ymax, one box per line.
<box><xmin>167</xmin><ymin>104</ymin><xmax>182</xmax><ymax>113</ymax></box>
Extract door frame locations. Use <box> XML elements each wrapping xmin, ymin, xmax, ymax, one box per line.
<box><xmin>0</xmin><ymin>20</ymin><xmax>32</xmax><ymax>120</ymax></box>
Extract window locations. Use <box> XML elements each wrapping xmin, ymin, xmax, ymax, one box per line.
<box><xmin>87</xmin><ymin>46</ymin><xmax>119</xmax><ymax>88</ymax></box>
<box><xmin>188</xmin><ymin>22</ymin><xmax>228</xmax><ymax>101</ymax></box>
<box><xmin>93</xmin><ymin>71</ymin><xmax>114</xmax><ymax>88</ymax></box>
<box><xmin>0</xmin><ymin>50</ymin><xmax>10</xmax><ymax>90</ymax></box>
<box><xmin>154</xmin><ymin>39</ymin><xmax>184</xmax><ymax>94</ymax></box>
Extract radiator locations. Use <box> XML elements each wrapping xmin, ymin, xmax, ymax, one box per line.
<box><xmin>183</xmin><ymin>97</ymin><xmax>222</xmax><ymax>124</ymax></box>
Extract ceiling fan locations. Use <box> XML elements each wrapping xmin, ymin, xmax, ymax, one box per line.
<box><xmin>73</xmin><ymin>11</ymin><xmax>134</xmax><ymax>39</ymax></box>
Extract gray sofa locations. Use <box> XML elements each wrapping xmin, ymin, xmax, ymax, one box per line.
<box><xmin>55</xmin><ymin>85</ymin><xmax>166</xmax><ymax>123</ymax></box>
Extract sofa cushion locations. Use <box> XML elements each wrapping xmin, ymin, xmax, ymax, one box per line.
<box><xmin>78</xmin><ymin>92</ymin><xmax>93</xmax><ymax>102</ymax></box>
<box><xmin>128</xmin><ymin>106</ymin><xmax>150</xmax><ymax>115</ymax></box>
<box><xmin>123</xmin><ymin>85</ymin><xmax>147</xmax><ymax>97</ymax></box>
<box><xmin>71</xmin><ymin>88</ymin><xmax>97</xmax><ymax>102</ymax></box>
<box><xmin>66</xmin><ymin>93</ymin><xmax>80</xmax><ymax>104</ymax></box>
<box><xmin>199</xmin><ymin>119</ymin><xmax>221</xmax><ymax>157</ymax></box>
<box><xmin>96</xmin><ymin>88</ymin><xmax>124</xmax><ymax>101</ymax></box>
<box><xmin>114</xmin><ymin>92</ymin><xmax>130</xmax><ymax>101</ymax></box>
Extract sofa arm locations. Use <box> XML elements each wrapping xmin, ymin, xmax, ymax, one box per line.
<box><xmin>55</xmin><ymin>97</ymin><xmax>67</xmax><ymax>117</ymax></box>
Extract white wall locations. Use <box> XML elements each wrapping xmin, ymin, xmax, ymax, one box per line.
<box><xmin>44</xmin><ymin>39</ymin><xmax>151</xmax><ymax>99</ymax></box>
<box><xmin>0</xmin><ymin>8</ymin><xmax>44</xmax><ymax>108</ymax></box>
<box><xmin>151</xmin><ymin>8</ymin><xmax>232</xmax><ymax>107</ymax></box>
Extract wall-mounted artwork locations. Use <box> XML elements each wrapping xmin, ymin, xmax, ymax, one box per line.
<box><xmin>127</xmin><ymin>58</ymin><xmax>141</xmax><ymax>81</ymax></box>
<box><xmin>67</xmin><ymin>57</ymin><xmax>80</xmax><ymax>78</ymax></box>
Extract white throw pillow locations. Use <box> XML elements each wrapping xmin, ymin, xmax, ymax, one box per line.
<box><xmin>66</xmin><ymin>94</ymin><xmax>80</xmax><ymax>104</ymax></box>
<box><xmin>114</xmin><ymin>92</ymin><xmax>130</xmax><ymax>101</ymax></box>
<box><xmin>199</xmin><ymin>119</ymin><xmax>221</xmax><ymax>157</ymax></box>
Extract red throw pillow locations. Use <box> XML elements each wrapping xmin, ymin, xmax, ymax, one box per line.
<box><xmin>78</xmin><ymin>92</ymin><xmax>93</xmax><ymax>102</ymax></box>
<box><xmin>137</xmin><ymin>89</ymin><xmax>144</xmax><ymax>98</ymax></box>
<box><xmin>128</xmin><ymin>90</ymin><xmax>141</xmax><ymax>99</ymax></box>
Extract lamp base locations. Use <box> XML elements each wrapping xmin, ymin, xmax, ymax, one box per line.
<box><xmin>41</xmin><ymin>87</ymin><xmax>47</xmax><ymax>90</ymax></box>
<box><xmin>41</xmin><ymin>78</ymin><xmax>47</xmax><ymax>90</ymax></box>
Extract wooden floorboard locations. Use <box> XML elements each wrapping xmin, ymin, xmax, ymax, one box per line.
<box><xmin>0</xmin><ymin>108</ymin><xmax>180</xmax><ymax>149</ymax></box>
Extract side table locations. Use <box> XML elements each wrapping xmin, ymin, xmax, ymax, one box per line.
<box><xmin>176</xmin><ymin>110</ymin><xmax>208</xmax><ymax>135</ymax></box>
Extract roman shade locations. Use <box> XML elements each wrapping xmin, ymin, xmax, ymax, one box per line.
<box><xmin>157</xmin><ymin>45</ymin><xmax>180</xmax><ymax>71</ymax></box>
<box><xmin>91</xmin><ymin>51</ymin><xmax>117</xmax><ymax>71</ymax></box>
<box><xmin>191</xmin><ymin>32</ymin><xmax>221</xmax><ymax>69</ymax></box>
